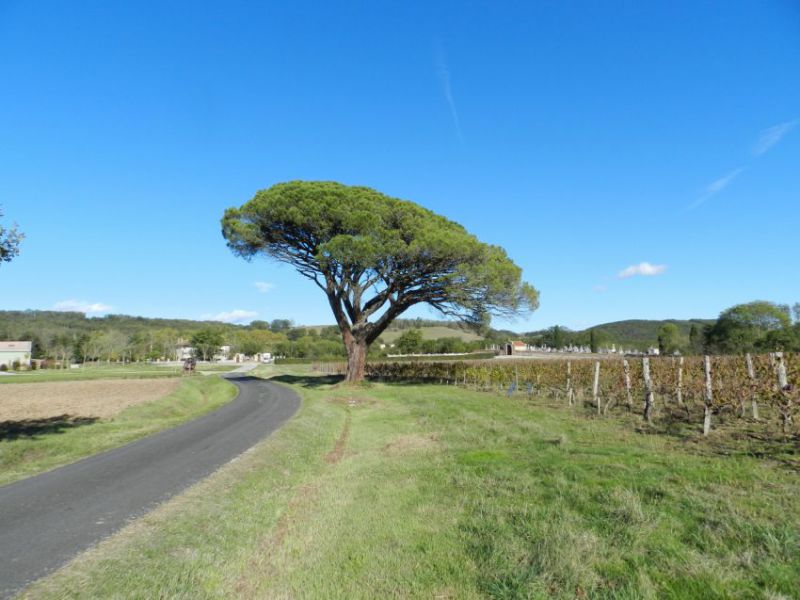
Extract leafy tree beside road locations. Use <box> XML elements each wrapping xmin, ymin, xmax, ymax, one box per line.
<box><xmin>191</xmin><ymin>329</ymin><xmax>224</xmax><ymax>361</ymax></box>
<box><xmin>222</xmin><ymin>181</ymin><xmax>538</xmax><ymax>382</ymax></box>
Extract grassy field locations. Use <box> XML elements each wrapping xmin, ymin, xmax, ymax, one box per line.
<box><xmin>380</xmin><ymin>325</ymin><xmax>484</xmax><ymax>343</ymax></box>
<box><xmin>0</xmin><ymin>375</ymin><xmax>237</xmax><ymax>486</ymax></box>
<box><xmin>0</xmin><ymin>363</ymin><xmax>236</xmax><ymax>385</ymax></box>
<box><xmin>20</xmin><ymin>365</ymin><xmax>800</xmax><ymax>599</ymax></box>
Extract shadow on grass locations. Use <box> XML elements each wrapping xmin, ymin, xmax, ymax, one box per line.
<box><xmin>511</xmin><ymin>392</ymin><xmax>800</xmax><ymax>471</ymax></box>
<box><xmin>270</xmin><ymin>374</ymin><xmax>345</xmax><ymax>388</ymax></box>
<box><xmin>621</xmin><ymin>404</ymin><xmax>800</xmax><ymax>470</ymax></box>
<box><xmin>0</xmin><ymin>415</ymin><xmax>99</xmax><ymax>441</ymax></box>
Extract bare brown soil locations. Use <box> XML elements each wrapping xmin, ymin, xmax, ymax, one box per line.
<box><xmin>324</xmin><ymin>412</ymin><xmax>351</xmax><ymax>464</ymax></box>
<box><xmin>0</xmin><ymin>379</ymin><xmax>180</xmax><ymax>421</ymax></box>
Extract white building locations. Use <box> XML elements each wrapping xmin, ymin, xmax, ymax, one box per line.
<box><xmin>213</xmin><ymin>345</ymin><xmax>232</xmax><ymax>361</ymax></box>
<box><xmin>176</xmin><ymin>346</ymin><xmax>194</xmax><ymax>360</ymax></box>
<box><xmin>0</xmin><ymin>341</ymin><xmax>32</xmax><ymax>369</ymax></box>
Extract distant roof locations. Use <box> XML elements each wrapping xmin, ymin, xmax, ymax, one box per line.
<box><xmin>0</xmin><ymin>341</ymin><xmax>32</xmax><ymax>352</ymax></box>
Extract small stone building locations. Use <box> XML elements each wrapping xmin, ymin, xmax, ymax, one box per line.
<box><xmin>505</xmin><ymin>340</ymin><xmax>528</xmax><ymax>355</ymax></box>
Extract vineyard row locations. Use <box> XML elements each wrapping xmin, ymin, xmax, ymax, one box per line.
<box><xmin>314</xmin><ymin>353</ymin><xmax>799</xmax><ymax>436</ymax></box>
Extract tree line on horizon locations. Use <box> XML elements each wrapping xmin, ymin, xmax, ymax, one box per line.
<box><xmin>3</xmin><ymin>299</ymin><xmax>797</xmax><ymax>367</ymax></box>
<box><xmin>525</xmin><ymin>301</ymin><xmax>800</xmax><ymax>356</ymax></box>
<box><xmin>0</xmin><ymin>311</ymin><xmax>480</xmax><ymax>365</ymax></box>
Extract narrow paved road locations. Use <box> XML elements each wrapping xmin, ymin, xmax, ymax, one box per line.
<box><xmin>0</xmin><ymin>375</ymin><xmax>300</xmax><ymax>599</ymax></box>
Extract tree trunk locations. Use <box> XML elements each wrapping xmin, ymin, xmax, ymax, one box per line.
<box><xmin>345</xmin><ymin>337</ymin><xmax>368</xmax><ymax>383</ymax></box>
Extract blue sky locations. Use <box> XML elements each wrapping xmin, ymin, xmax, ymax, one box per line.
<box><xmin>1</xmin><ymin>1</ymin><xmax>798</xmax><ymax>331</ymax></box>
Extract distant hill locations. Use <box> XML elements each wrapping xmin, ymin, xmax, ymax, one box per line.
<box><xmin>589</xmin><ymin>319</ymin><xmax>714</xmax><ymax>349</ymax></box>
<box><xmin>312</xmin><ymin>317</ymin><xmax>716</xmax><ymax>349</ymax></box>
<box><xmin>1</xmin><ymin>311</ymin><xmax>714</xmax><ymax>352</ymax></box>
<box><xmin>521</xmin><ymin>319</ymin><xmax>715</xmax><ymax>351</ymax></box>
<box><xmin>379</xmin><ymin>326</ymin><xmax>483</xmax><ymax>344</ymax></box>
<box><xmin>0</xmin><ymin>310</ymin><xmax>246</xmax><ymax>340</ymax></box>
<box><xmin>304</xmin><ymin>318</ymin><xmax>483</xmax><ymax>344</ymax></box>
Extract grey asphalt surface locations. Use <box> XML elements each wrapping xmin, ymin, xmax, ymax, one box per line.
<box><xmin>0</xmin><ymin>374</ymin><xmax>300</xmax><ymax>599</ymax></box>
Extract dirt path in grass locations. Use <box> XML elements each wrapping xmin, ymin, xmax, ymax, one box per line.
<box><xmin>235</xmin><ymin>409</ymin><xmax>352</xmax><ymax>599</ymax></box>
<box><xmin>0</xmin><ymin>379</ymin><xmax>181</xmax><ymax>421</ymax></box>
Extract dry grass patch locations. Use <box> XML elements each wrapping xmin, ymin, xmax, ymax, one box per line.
<box><xmin>0</xmin><ymin>379</ymin><xmax>180</xmax><ymax>421</ymax></box>
<box><xmin>383</xmin><ymin>432</ymin><xmax>440</xmax><ymax>455</ymax></box>
<box><xmin>326</xmin><ymin>393</ymin><xmax>379</xmax><ymax>408</ymax></box>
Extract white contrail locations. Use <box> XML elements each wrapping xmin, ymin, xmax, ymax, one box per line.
<box><xmin>688</xmin><ymin>168</ymin><xmax>744</xmax><ymax>210</ymax></box>
<box><xmin>753</xmin><ymin>119</ymin><xmax>797</xmax><ymax>156</ymax></box>
<box><xmin>435</xmin><ymin>42</ymin><xmax>464</xmax><ymax>144</ymax></box>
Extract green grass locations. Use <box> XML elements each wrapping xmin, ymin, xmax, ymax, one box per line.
<box><xmin>0</xmin><ymin>376</ymin><xmax>237</xmax><ymax>486</ymax></box>
<box><xmin>0</xmin><ymin>363</ymin><xmax>236</xmax><ymax>384</ymax></box>
<box><xmin>20</xmin><ymin>368</ymin><xmax>800</xmax><ymax>599</ymax></box>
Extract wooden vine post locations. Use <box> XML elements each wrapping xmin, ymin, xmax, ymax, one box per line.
<box><xmin>776</xmin><ymin>352</ymin><xmax>788</xmax><ymax>389</ymax></box>
<box><xmin>623</xmin><ymin>359</ymin><xmax>632</xmax><ymax>410</ymax></box>
<box><xmin>774</xmin><ymin>352</ymin><xmax>792</xmax><ymax>432</ymax></box>
<box><xmin>745</xmin><ymin>353</ymin><xmax>758</xmax><ymax>420</ymax></box>
<box><xmin>676</xmin><ymin>356</ymin><xmax>684</xmax><ymax>406</ymax></box>
<box><xmin>566</xmin><ymin>361</ymin><xmax>574</xmax><ymax>406</ymax></box>
<box><xmin>703</xmin><ymin>355</ymin><xmax>713</xmax><ymax>435</ymax></box>
<box><xmin>642</xmin><ymin>357</ymin><xmax>654</xmax><ymax>425</ymax></box>
<box><xmin>593</xmin><ymin>361</ymin><xmax>601</xmax><ymax>415</ymax></box>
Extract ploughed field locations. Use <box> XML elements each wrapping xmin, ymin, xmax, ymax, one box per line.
<box><xmin>0</xmin><ymin>376</ymin><xmax>236</xmax><ymax>486</ymax></box>
<box><xmin>0</xmin><ymin>379</ymin><xmax>181</xmax><ymax>421</ymax></box>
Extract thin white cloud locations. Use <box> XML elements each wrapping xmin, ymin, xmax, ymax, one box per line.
<box><xmin>254</xmin><ymin>281</ymin><xmax>274</xmax><ymax>294</ymax></box>
<box><xmin>617</xmin><ymin>262</ymin><xmax>667</xmax><ymax>279</ymax></box>
<box><xmin>53</xmin><ymin>300</ymin><xmax>112</xmax><ymax>314</ymax></box>
<box><xmin>202</xmin><ymin>309</ymin><xmax>258</xmax><ymax>324</ymax></box>
<box><xmin>686</xmin><ymin>119</ymin><xmax>795</xmax><ymax>212</ymax></box>
<box><xmin>753</xmin><ymin>119</ymin><xmax>797</xmax><ymax>156</ymax></box>
<box><xmin>688</xmin><ymin>168</ymin><xmax>744</xmax><ymax>210</ymax></box>
<box><xmin>434</xmin><ymin>42</ymin><xmax>464</xmax><ymax>144</ymax></box>
<box><xmin>593</xmin><ymin>284</ymin><xmax>608</xmax><ymax>293</ymax></box>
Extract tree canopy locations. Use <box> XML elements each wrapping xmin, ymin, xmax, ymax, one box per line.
<box><xmin>0</xmin><ymin>207</ymin><xmax>23</xmax><ymax>266</ymax></box>
<box><xmin>657</xmin><ymin>323</ymin><xmax>680</xmax><ymax>355</ymax></box>
<box><xmin>395</xmin><ymin>329</ymin><xmax>423</xmax><ymax>354</ymax></box>
<box><xmin>190</xmin><ymin>329</ymin><xmax>224</xmax><ymax>361</ymax></box>
<box><xmin>222</xmin><ymin>181</ymin><xmax>538</xmax><ymax>381</ymax></box>
<box><xmin>705</xmin><ymin>301</ymin><xmax>795</xmax><ymax>354</ymax></box>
